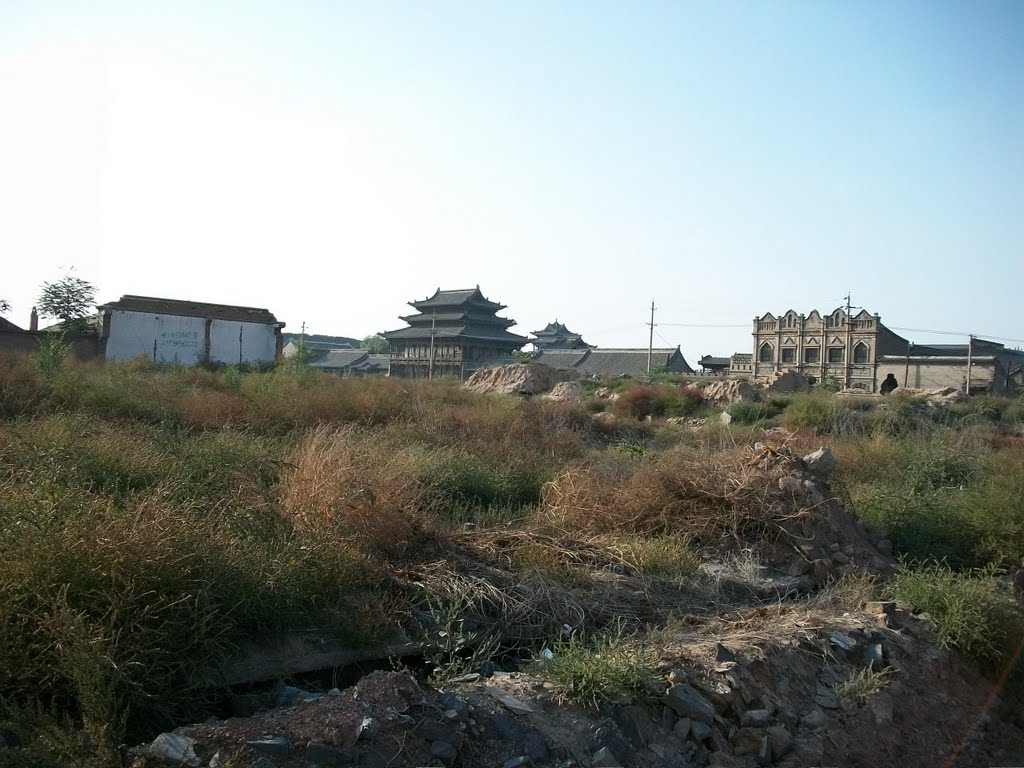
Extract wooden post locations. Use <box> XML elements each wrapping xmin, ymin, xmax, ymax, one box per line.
<box><xmin>903</xmin><ymin>341</ymin><xmax>912</xmax><ymax>388</ymax></box>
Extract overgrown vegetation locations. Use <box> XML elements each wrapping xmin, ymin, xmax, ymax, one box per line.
<box><xmin>0</xmin><ymin>351</ymin><xmax>1021</xmax><ymax>763</ymax></box>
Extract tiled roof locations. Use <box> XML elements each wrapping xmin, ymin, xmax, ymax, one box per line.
<box><xmin>533</xmin><ymin>347</ymin><xmax>694</xmax><ymax>375</ymax></box>
<box><xmin>699</xmin><ymin>356</ymin><xmax>731</xmax><ymax>367</ymax></box>
<box><xmin>384</xmin><ymin>325</ymin><xmax>528</xmax><ymax>344</ymax></box>
<box><xmin>282</xmin><ymin>333</ymin><xmax>360</xmax><ymax>349</ymax></box>
<box><xmin>531</xmin><ymin>349</ymin><xmax>591</xmax><ymax>369</ymax></box>
<box><xmin>0</xmin><ymin>317</ymin><xmax>23</xmax><ymax>332</ymax></box>
<box><xmin>101</xmin><ymin>295</ymin><xmax>280</xmax><ymax>325</ymax></box>
<box><xmin>575</xmin><ymin>348</ymin><xmax>694</xmax><ymax>376</ymax></box>
<box><xmin>409</xmin><ymin>287</ymin><xmax>504</xmax><ymax>311</ymax></box>
<box><xmin>307</xmin><ymin>349</ymin><xmax>369</xmax><ymax>370</ymax></box>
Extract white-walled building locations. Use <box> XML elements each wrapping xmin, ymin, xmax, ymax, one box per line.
<box><xmin>99</xmin><ymin>295</ymin><xmax>285</xmax><ymax>366</ymax></box>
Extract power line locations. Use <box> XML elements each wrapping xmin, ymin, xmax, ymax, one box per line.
<box><xmin>658</xmin><ymin>322</ymin><xmax>751</xmax><ymax>328</ymax></box>
<box><xmin>886</xmin><ymin>326</ymin><xmax>1024</xmax><ymax>345</ymax></box>
<box><xmin>656</xmin><ymin>319</ymin><xmax>1024</xmax><ymax>345</ymax></box>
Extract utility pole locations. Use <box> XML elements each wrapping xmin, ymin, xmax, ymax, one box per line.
<box><xmin>428</xmin><ymin>311</ymin><xmax>436</xmax><ymax>380</ymax></box>
<box><xmin>843</xmin><ymin>293</ymin><xmax>853</xmax><ymax>389</ymax></box>
<box><xmin>903</xmin><ymin>341</ymin><xmax>912</xmax><ymax>388</ymax></box>
<box><xmin>647</xmin><ymin>301</ymin><xmax>655</xmax><ymax>374</ymax></box>
<box><xmin>966</xmin><ymin>334</ymin><xmax>974</xmax><ymax>395</ymax></box>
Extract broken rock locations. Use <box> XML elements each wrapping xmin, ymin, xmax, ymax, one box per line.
<box><xmin>802</xmin><ymin>447</ymin><xmax>836</xmax><ymax>477</ymax></box>
<box><xmin>146</xmin><ymin>733</ymin><xmax>199</xmax><ymax>767</ymax></box>
<box><xmin>664</xmin><ymin>683</ymin><xmax>716</xmax><ymax>724</ymax></box>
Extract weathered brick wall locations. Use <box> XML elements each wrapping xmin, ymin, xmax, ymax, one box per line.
<box><xmin>0</xmin><ymin>330</ymin><xmax>104</xmax><ymax>361</ymax></box>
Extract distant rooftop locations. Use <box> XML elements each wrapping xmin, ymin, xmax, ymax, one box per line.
<box><xmin>101</xmin><ymin>295</ymin><xmax>281</xmax><ymax>325</ymax></box>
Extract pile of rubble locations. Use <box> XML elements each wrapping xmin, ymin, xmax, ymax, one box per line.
<box><xmin>700</xmin><ymin>381</ymin><xmax>760</xmax><ymax>405</ymax></box>
<box><xmin>464</xmin><ymin>364</ymin><xmax>566</xmax><ymax>396</ymax></box>
<box><xmin>132</xmin><ymin>607</ymin><xmax>1022</xmax><ymax>768</ymax></box>
<box><xmin>890</xmin><ymin>386</ymin><xmax>966</xmax><ymax>406</ymax></box>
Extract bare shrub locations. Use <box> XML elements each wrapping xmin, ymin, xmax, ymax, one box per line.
<box><xmin>538</xmin><ymin>444</ymin><xmax>808</xmax><ymax>542</ymax></box>
<box><xmin>279</xmin><ymin>425</ymin><xmax>430</xmax><ymax>556</ymax></box>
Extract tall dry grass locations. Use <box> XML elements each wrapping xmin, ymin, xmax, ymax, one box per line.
<box><xmin>278</xmin><ymin>425</ymin><xmax>430</xmax><ymax>556</ymax></box>
<box><xmin>538</xmin><ymin>445</ymin><xmax>807</xmax><ymax>542</ymax></box>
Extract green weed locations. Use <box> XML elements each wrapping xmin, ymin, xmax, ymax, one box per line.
<box><xmin>532</xmin><ymin>629</ymin><xmax>659</xmax><ymax>708</ymax></box>
<box><xmin>889</xmin><ymin>564</ymin><xmax>1024</xmax><ymax>672</ymax></box>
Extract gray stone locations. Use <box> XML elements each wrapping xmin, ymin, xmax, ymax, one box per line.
<box><xmin>732</xmin><ymin>727</ymin><xmax>768</xmax><ymax>758</ymax></box>
<box><xmin>486</xmin><ymin>686</ymin><xmax>533</xmax><ymax>714</ymax></box>
<box><xmin>740</xmin><ymin>708</ymin><xmax>771</xmax><ymax>728</ymax></box>
<box><xmin>418</xmin><ymin>721</ymin><xmax>459</xmax><ymax>744</ymax></box>
<box><xmin>811</xmin><ymin>559</ymin><xmax>833</xmax><ymax>585</ymax></box>
<box><xmin>801</xmin><ymin>708</ymin><xmax>826</xmax><ymax>729</ymax></box>
<box><xmin>524</xmin><ymin>731</ymin><xmax>549</xmax><ymax>762</ymax></box>
<box><xmin>501</xmin><ymin>757</ymin><xmax>531</xmax><ymax>768</ymax></box>
<box><xmin>690</xmin><ymin>721</ymin><xmax>713</xmax><ymax>741</ymax></box>
<box><xmin>592</xmin><ymin>746</ymin><xmax>623</xmax><ymax>767</ymax></box>
<box><xmin>673</xmin><ymin>718</ymin><xmax>692</xmax><ymax>739</ymax></box>
<box><xmin>832</xmin><ymin>551</ymin><xmax>850</xmax><ymax>564</ymax></box>
<box><xmin>767</xmin><ymin>725</ymin><xmax>793</xmax><ymax>760</ymax></box>
<box><xmin>250</xmin><ymin>759</ymin><xmax>277</xmax><ymax>768</ymax></box>
<box><xmin>663</xmin><ymin>683</ymin><xmax>715</xmax><ymax>724</ymax></box>
<box><xmin>864</xmin><ymin>642</ymin><xmax>885</xmax><ymax>669</ymax></box>
<box><xmin>430</xmin><ymin>740</ymin><xmax>458</xmax><ymax>765</ymax></box>
<box><xmin>714</xmin><ymin>642</ymin><xmax>737</xmax><ymax>662</ymax></box>
<box><xmin>787</xmin><ymin>557</ymin><xmax>812</xmax><ymax>576</ymax></box>
<box><xmin>814</xmin><ymin>689</ymin><xmax>840</xmax><ymax>710</ymax></box>
<box><xmin>246</xmin><ymin>736</ymin><xmax>289</xmax><ymax>759</ymax></box>
<box><xmin>877</xmin><ymin>539</ymin><xmax>894</xmax><ymax>556</ymax></box>
<box><xmin>490</xmin><ymin>713</ymin><xmax>521</xmax><ymax>741</ymax></box>
<box><xmin>146</xmin><ymin>733</ymin><xmax>200</xmax><ymax>767</ymax></box>
<box><xmin>305</xmin><ymin>742</ymin><xmax>359</xmax><ymax>766</ymax></box>
<box><xmin>614</xmin><ymin>704</ymin><xmax>654</xmax><ymax>747</ymax></box>
<box><xmin>591</xmin><ymin>720</ymin><xmax>630</xmax><ymax>762</ymax></box>
<box><xmin>803</xmin><ymin>447</ymin><xmax>836</xmax><ymax>476</ymax></box>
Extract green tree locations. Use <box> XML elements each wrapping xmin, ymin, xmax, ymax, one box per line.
<box><xmin>361</xmin><ymin>333</ymin><xmax>389</xmax><ymax>354</ymax></box>
<box><xmin>0</xmin><ymin>298</ymin><xmax>10</xmax><ymax>314</ymax></box>
<box><xmin>37</xmin><ymin>271</ymin><xmax>97</xmax><ymax>335</ymax></box>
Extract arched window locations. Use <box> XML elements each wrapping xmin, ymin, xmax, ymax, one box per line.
<box><xmin>759</xmin><ymin>342</ymin><xmax>774</xmax><ymax>363</ymax></box>
<box><xmin>853</xmin><ymin>342</ymin><xmax>869</xmax><ymax>364</ymax></box>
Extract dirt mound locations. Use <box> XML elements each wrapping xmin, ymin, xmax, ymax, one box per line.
<box><xmin>134</xmin><ymin>608</ymin><xmax>1023</xmax><ymax>768</ymax></box>
<box><xmin>892</xmin><ymin>386</ymin><xmax>965</xmax><ymax>405</ymax></box>
<box><xmin>757</xmin><ymin>371</ymin><xmax>812</xmax><ymax>393</ymax></box>
<box><xmin>464</xmin><ymin>363</ymin><xmax>563</xmax><ymax>396</ymax></box>
<box><xmin>702</xmin><ymin>380</ymin><xmax>760</xmax><ymax>404</ymax></box>
<box><xmin>542</xmin><ymin>381</ymin><xmax>584</xmax><ymax>403</ymax></box>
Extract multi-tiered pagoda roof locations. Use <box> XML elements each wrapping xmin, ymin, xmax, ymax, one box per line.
<box><xmin>383</xmin><ymin>287</ymin><xmax>528</xmax><ymax>345</ymax></box>
<box><xmin>530</xmin><ymin>320</ymin><xmax>592</xmax><ymax>350</ymax></box>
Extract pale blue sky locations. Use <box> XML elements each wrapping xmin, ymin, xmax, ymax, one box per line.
<box><xmin>1</xmin><ymin>1</ymin><xmax>1021</xmax><ymax>360</ymax></box>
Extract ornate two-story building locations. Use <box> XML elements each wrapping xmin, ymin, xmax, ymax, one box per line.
<box><xmin>384</xmin><ymin>287</ymin><xmax>528</xmax><ymax>379</ymax></box>
<box><xmin>751</xmin><ymin>308</ymin><xmax>913</xmax><ymax>390</ymax></box>
<box><xmin>750</xmin><ymin>307</ymin><xmax>1023</xmax><ymax>394</ymax></box>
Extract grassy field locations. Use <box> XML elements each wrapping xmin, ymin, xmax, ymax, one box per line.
<box><xmin>1</xmin><ymin>352</ymin><xmax>1022</xmax><ymax>764</ymax></box>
